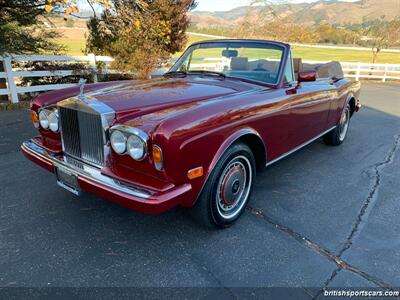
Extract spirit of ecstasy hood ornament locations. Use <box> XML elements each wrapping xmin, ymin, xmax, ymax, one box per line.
<box><xmin>78</xmin><ymin>78</ymin><xmax>87</xmax><ymax>100</ymax></box>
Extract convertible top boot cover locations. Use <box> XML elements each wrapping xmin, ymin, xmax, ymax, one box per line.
<box><xmin>301</xmin><ymin>61</ymin><xmax>344</xmax><ymax>79</ymax></box>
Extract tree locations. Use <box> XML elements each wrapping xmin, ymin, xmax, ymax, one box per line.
<box><xmin>0</xmin><ymin>0</ymin><xmax>64</xmax><ymax>102</ymax></box>
<box><xmin>364</xmin><ymin>18</ymin><xmax>400</xmax><ymax>63</ymax></box>
<box><xmin>0</xmin><ymin>0</ymin><xmax>62</xmax><ymax>54</ymax></box>
<box><xmin>44</xmin><ymin>0</ymin><xmax>114</xmax><ymax>16</ymax></box>
<box><xmin>85</xmin><ymin>0</ymin><xmax>197</xmax><ymax>79</ymax></box>
<box><xmin>316</xmin><ymin>24</ymin><xmax>360</xmax><ymax>45</ymax></box>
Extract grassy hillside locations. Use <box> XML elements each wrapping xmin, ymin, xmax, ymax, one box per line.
<box><xmin>54</xmin><ymin>28</ymin><xmax>400</xmax><ymax>64</ymax></box>
<box><xmin>50</xmin><ymin>27</ymin><xmax>87</xmax><ymax>55</ymax></box>
<box><xmin>190</xmin><ymin>0</ymin><xmax>400</xmax><ymax>26</ymax></box>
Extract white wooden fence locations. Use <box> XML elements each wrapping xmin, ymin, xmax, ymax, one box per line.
<box><xmin>341</xmin><ymin>62</ymin><xmax>400</xmax><ymax>82</ymax></box>
<box><xmin>0</xmin><ymin>54</ymin><xmax>113</xmax><ymax>104</ymax></box>
<box><xmin>1</xmin><ymin>54</ymin><xmax>399</xmax><ymax>104</ymax></box>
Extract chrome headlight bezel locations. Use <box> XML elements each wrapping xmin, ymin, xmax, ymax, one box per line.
<box><xmin>109</xmin><ymin>126</ymin><xmax>149</xmax><ymax>161</ymax></box>
<box><xmin>39</xmin><ymin>107</ymin><xmax>59</xmax><ymax>131</ymax></box>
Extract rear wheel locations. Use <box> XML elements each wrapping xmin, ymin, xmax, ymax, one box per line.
<box><xmin>190</xmin><ymin>142</ymin><xmax>256</xmax><ymax>228</ymax></box>
<box><xmin>323</xmin><ymin>103</ymin><xmax>351</xmax><ymax>146</ymax></box>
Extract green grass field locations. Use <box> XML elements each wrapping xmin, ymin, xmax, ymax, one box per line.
<box><xmin>57</xmin><ymin>33</ymin><xmax>400</xmax><ymax>64</ymax></box>
<box><xmin>291</xmin><ymin>46</ymin><xmax>400</xmax><ymax>64</ymax></box>
<box><xmin>57</xmin><ymin>38</ymin><xmax>86</xmax><ymax>55</ymax></box>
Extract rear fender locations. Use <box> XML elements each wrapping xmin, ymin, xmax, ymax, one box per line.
<box><xmin>336</xmin><ymin>92</ymin><xmax>355</xmax><ymax>124</ymax></box>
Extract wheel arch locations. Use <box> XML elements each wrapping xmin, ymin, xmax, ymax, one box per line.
<box><xmin>237</xmin><ymin>133</ymin><xmax>267</xmax><ymax>170</ymax></box>
<box><xmin>191</xmin><ymin>127</ymin><xmax>266</xmax><ymax>206</ymax></box>
<box><xmin>211</xmin><ymin>128</ymin><xmax>266</xmax><ymax>173</ymax></box>
<box><xmin>349</xmin><ymin>96</ymin><xmax>356</xmax><ymax>117</ymax></box>
<box><xmin>346</xmin><ymin>93</ymin><xmax>356</xmax><ymax>117</ymax></box>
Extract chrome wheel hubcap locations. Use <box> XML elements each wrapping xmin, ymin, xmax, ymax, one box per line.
<box><xmin>216</xmin><ymin>155</ymin><xmax>252</xmax><ymax>219</ymax></box>
<box><xmin>339</xmin><ymin>107</ymin><xmax>350</xmax><ymax>141</ymax></box>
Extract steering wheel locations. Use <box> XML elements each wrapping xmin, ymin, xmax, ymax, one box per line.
<box><xmin>253</xmin><ymin>68</ymin><xmax>273</xmax><ymax>81</ymax></box>
<box><xmin>253</xmin><ymin>67</ymin><xmax>268</xmax><ymax>72</ymax></box>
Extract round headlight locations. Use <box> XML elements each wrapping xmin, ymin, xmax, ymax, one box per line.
<box><xmin>127</xmin><ymin>135</ymin><xmax>146</xmax><ymax>160</ymax></box>
<box><xmin>48</xmin><ymin>110</ymin><xmax>59</xmax><ymax>132</ymax></box>
<box><xmin>110</xmin><ymin>130</ymin><xmax>126</xmax><ymax>154</ymax></box>
<box><xmin>39</xmin><ymin>110</ymin><xmax>49</xmax><ymax>129</ymax></box>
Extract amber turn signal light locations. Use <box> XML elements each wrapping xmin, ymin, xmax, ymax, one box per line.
<box><xmin>30</xmin><ymin>110</ymin><xmax>39</xmax><ymax>128</ymax></box>
<box><xmin>187</xmin><ymin>167</ymin><xmax>203</xmax><ymax>180</ymax></box>
<box><xmin>152</xmin><ymin>145</ymin><xmax>163</xmax><ymax>171</ymax></box>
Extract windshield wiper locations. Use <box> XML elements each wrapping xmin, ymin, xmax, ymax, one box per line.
<box><xmin>164</xmin><ymin>70</ymin><xmax>226</xmax><ymax>79</ymax></box>
<box><xmin>164</xmin><ymin>70</ymin><xmax>187</xmax><ymax>77</ymax></box>
<box><xmin>187</xmin><ymin>70</ymin><xmax>226</xmax><ymax>78</ymax></box>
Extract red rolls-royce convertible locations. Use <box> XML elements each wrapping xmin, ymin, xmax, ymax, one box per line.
<box><xmin>22</xmin><ymin>39</ymin><xmax>361</xmax><ymax>228</ymax></box>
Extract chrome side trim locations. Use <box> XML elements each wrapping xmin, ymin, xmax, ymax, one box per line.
<box><xmin>22</xmin><ymin>140</ymin><xmax>151</xmax><ymax>199</ymax></box>
<box><xmin>266</xmin><ymin>126</ymin><xmax>336</xmax><ymax>167</ymax></box>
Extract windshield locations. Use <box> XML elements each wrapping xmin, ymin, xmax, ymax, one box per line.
<box><xmin>169</xmin><ymin>41</ymin><xmax>285</xmax><ymax>85</ymax></box>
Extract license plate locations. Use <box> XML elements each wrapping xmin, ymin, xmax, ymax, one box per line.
<box><xmin>55</xmin><ymin>166</ymin><xmax>81</xmax><ymax>196</ymax></box>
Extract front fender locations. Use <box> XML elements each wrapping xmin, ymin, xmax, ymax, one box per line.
<box><xmin>181</xmin><ymin>127</ymin><xmax>265</xmax><ymax>207</ymax></box>
<box><xmin>206</xmin><ymin>127</ymin><xmax>265</xmax><ymax>179</ymax></box>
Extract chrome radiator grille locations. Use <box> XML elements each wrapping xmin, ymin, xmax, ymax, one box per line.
<box><xmin>59</xmin><ymin>107</ymin><xmax>105</xmax><ymax>166</ymax></box>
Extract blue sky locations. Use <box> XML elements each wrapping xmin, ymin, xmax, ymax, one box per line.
<box><xmin>194</xmin><ymin>0</ymin><xmax>359</xmax><ymax>11</ymax></box>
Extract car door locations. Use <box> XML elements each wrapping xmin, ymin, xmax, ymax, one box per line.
<box><xmin>282</xmin><ymin>53</ymin><xmax>336</xmax><ymax>148</ymax></box>
<box><xmin>287</xmin><ymin>83</ymin><xmax>335</xmax><ymax>148</ymax></box>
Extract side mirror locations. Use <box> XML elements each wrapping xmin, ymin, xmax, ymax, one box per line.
<box><xmin>298</xmin><ymin>71</ymin><xmax>317</xmax><ymax>83</ymax></box>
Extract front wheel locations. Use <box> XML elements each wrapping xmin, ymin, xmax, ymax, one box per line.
<box><xmin>190</xmin><ymin>142</ymin><xmax>256</xmax><ymax>228</ymax></box>
<box><xmin>323</xmin><ymin>103</ymin><xmax>351</xmax><ymax>146</ymax></box>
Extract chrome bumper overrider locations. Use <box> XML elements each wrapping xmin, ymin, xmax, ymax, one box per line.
<box><xmin>21</xmin><ymin>140</ymin><xmax>151</xmax><ymax>199</ymax></box>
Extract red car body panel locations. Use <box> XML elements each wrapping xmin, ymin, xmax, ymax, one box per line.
<box><xmin>23</xmin><ymin>40</ymin><xmax>361</xmax><ymax>214</ymax></box>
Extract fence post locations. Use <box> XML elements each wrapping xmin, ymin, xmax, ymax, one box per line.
<box><xmin>88</xmin><ymin>53</ymin><xmax>98</xmax><ymax>83</ymax></box>
<box><xmin>355</xmin><ymin>62</ymin><xmax>361</xmax><ymax>81</ymax></box>
<box><xmin>382</xmin><ymin>64</ymin><xmax>388</xmax><ymax>83</ymax></box>
<box><xmin>3</xmin><ymin>55</ymin><xmax>19</xmax><ymax>104</ymax></box>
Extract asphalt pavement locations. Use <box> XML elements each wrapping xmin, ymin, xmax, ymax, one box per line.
<box><xmin>0</xmin><ymin>82</ymin><xmax>399</xmax><ymax>299</ymax></box>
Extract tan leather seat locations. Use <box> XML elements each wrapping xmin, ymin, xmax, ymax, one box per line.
<box><xmin>231</xmin><ymin>57</ymin><xmax>248</xmax><ymax>70</ymax></box>
<box><xmin>302</xmin><ymin>61</ymin><xmax>344</xmax><ymax>79</ymax></box>
<box><xmin>317</xmin><ymin>61</ymin><xmax>344</xmax><ymax>79</ymax></box>
<box><xmin>293</xmin><ymin>58</ymin><xmax>303</xmax><ymax>80</ymax></box>
<box><xmin>260</xmin><ymin>61</ymin><xmax>280</xmax><ymax>73</ymax></box>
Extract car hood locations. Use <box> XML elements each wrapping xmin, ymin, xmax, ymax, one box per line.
<box><xmin>33</xmin><ymin>76</ymin><xmax>260</xmax><ymax>125</ymax></box>
<box><xmin>85</xmin><ymin>77</ymin><xmax>255</xmax><ymax>118</ymax></box>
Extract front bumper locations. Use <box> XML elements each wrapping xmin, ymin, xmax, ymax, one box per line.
<box><xmin>21</xmin><ymin>140</ymin><xmax>192</xmax><ymax>214</ymax></box>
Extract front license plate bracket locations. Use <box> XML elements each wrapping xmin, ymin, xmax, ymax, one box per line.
<box><xmin>55</xmin><ymin>166</ymin><xmax>81</xmax><ymax>196</ymax></box>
